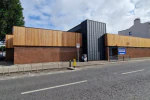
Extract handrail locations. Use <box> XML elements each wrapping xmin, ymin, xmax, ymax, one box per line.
<box><xmin>109</xmin><ymin>55</ymin><xmax>130</xmax><ymax>62</ymax></box>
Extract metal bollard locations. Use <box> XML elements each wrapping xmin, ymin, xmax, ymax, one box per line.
<box><xmin>69</xmin><ymin>60</ymin><xmax>72</xmax><ymax>67</ymax></box>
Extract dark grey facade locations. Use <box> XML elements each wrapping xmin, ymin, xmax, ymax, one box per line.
<box><xmin>68</xmin><ymin>19</ymin><xmax>106</xmax><ymax>61</ymax></box>
<box><xmin>118</xmin><ymin>18</ymin><xmax>150</xmax><ymax>38</ymax></box>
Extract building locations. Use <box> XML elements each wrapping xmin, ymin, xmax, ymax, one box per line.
<box><xmin>118</xmin><ymin>18</ymin><xmax>150</xmax><ymax>38</ymax></box>
<box><xmin>68</xmin><ymin>19</ymin><xmax>106</xmax><ymax>61</ymax></box>
<box><xmin>6</xmin><ymin>26</ymin><xmax>82</xmax><ymax>64</ymax></box>
<box><xmin>105</xmin><ymin>34</ymin><xmax>150</xmax><ymax>60</ymax></box>
<box><xmin>5</xmin><ymin>19</ymin><xmax>150</xmax><ymax>64</ymax></box>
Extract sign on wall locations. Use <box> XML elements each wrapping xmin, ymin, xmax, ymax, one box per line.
<box><xmin>118</xmin><ymin>48</ymin><xmax>126</xmax><ymax>55</ymax></box>
<box><xmin>76</xmin><ymin>43</ymin><xmax>80</xmax><ymax>49</ymax></box>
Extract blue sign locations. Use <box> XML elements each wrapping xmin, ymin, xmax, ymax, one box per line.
<box><xmin>118</xmin><ymin>48</ymin><xmax>126</xmax><ymax>55</ymax></box>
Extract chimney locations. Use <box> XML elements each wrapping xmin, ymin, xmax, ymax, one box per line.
<box><xmin>134</xmin><ymin>18</ymin><xmax>141</xmax><ymax>25</ymax></box>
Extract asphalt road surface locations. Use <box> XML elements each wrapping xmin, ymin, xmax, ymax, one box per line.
<box><xmin>1</xmin><ymin>60</ymin><xmax>150</xmax><ymax>100</ymax></box>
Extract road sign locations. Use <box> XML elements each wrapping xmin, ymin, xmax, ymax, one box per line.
<box><xmin>118</xmin><ymin>48</ymin><xmax>126</xmax><ymax>55</ymax></box>
<box><xmin>76</xmin><ymin>43</ymin><xmax>80</xmax><ymax>49</ymax></box>
<box><xmin>76</xmin><ymin>43</ymin><xmax>80</xmax><ymax>62</ymax></box>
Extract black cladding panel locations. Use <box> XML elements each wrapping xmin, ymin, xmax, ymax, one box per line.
<box><xmin>86</xmin><ymin>20</ymin><xmax>106</xmax><ymax>60</ymax></box>
<box><xmin>68</xmin><ymin>19</ymin><xmax>106</xmax><ymax>61</ymax></box>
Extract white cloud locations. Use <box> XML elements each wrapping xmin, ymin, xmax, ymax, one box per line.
<box><xmin>20</xmin><ymin>0</ymin><xmax>150</xmax><ymax>33</ymax></box>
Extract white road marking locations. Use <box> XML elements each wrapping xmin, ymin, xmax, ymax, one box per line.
<box><xmin>21</xmin><ymin>80</ymin><xmax>88</xmax><ymax>95</ymax></box>
<box><xmin>122</xmin><ymin>69</ymin><xmax>145</xmax><ymax>75</ymax></box>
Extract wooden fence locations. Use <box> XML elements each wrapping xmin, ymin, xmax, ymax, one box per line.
<box><xmin>11</xmin><ymin>26</ymin><xmax>82</xmax><ymax>47</ymax></box>
<box><xmin>105</xmin><ymin>33</ymin><xmax>150</xmax><ymax>47</ymax></box>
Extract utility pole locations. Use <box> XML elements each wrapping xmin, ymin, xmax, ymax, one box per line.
<box><xmin>76</xmin><ymin>43</ymin><xmax>80</xmax><ymax>62</ymax></box>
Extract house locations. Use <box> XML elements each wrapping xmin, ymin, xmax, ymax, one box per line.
<box><xmin>118</xmin><ymin>18</ymin><xmax>150</xmax><ymax>38</ymax></box>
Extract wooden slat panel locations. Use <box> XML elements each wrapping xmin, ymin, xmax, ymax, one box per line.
<box><xmin>45</xmin><ymin>30</ymin><xmax>52</xmax><ymax>46</ymax></box>
<box><xmin>105</xmin><ymin>34</ymin><xmax>150</xmax><ymax>47</ymax></box>
<box><xmin>72</xmin><ymin>33</ymin><xmax>76</xmax><ymax>46</ymax></box>
<box><xmin>39</xmin><ymin>29</ymin><xmax>46</xmax><ymax>46</ymax></box>
<box><xmin>108</xmin><ymin>34</ymin><xmax>114</xmax><ymax>46</ymax></box>
<box><xmin>62</xmin><ymin>32</ymin><xmax>67</xmax><ymax>46</ymax></box>
<box><xmin>68</xmin><ymin>32</ymin><xmax>71</xmax><ymax>46</ymax></box>
<box><xmin>13</xmin><ymin>26</ymin><xmax>25</xmax><ymax>46</ymax></box>
<box><xmin>57</xmin><ymin>31</ymin><xmax>62</xmax><ymax>46</ymax></box>
<box><xmin>25</xmin><ymin>28</ymin><xmax>39</xmax><ymax>46</ymax></box>
<box><xmin>105</xmin><ymin>34</ymin><xmax>108</xmax><ymax>46</ymax></box>
<box><xmin>13</xmin><ymin>26</ymin><xmax>82</xmax><ymax>47</ymax></box>
<box><xmin>79</xmin><ymin>33</ymin><xmax>82</xmax><ymax>46</ymax></box>
<box><xmin>52</xmin><ymin>30</ymin><xmax>57</xmax><ymax>46</ymax></box>
<box><xmin>6</xmin><ymin>35</ymin><xmax>14</xmax><ymax>48</ymax></box>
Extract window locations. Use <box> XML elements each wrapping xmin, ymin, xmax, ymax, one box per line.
<box><xmin>129</xmin><ymin>31</ymin><xmax>132</xmax><ymax>35</ymax></box>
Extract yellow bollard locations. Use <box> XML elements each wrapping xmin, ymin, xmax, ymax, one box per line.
<box><xmin>73</xmin><ymin>59</ymin><xmax>76</xmax><ymax>68</ymax></box>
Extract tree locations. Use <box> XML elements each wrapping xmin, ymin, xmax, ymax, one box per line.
<box><xmin>0</xmin><ymin>0</ymin><xmax>24</xmax><ymax>41</ymax></box>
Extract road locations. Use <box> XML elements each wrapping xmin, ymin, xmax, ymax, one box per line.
<box><xmin>0</xmin><ymin>60</ymin><xmax>150</xmax><ymax>100</ymax></box>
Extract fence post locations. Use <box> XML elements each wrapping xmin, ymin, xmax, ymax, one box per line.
<box><xmin>69</xmin><ymin>60</ymin><xmax>71</xmax><ymax>67</ymax></box>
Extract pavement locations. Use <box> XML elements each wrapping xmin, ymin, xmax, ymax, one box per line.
<box><xmin>0</xmin><ymin>60</ymin><xmax>150</xmax><ymax>100</ymax></box>
<box><xmin>0</xmin><ymin>57</ymin><xmax>149</xmax><ymax>74</ymax></box>
<box><xmin>0</xmin><ymin>61</ymin><xmax>108</xmax><ymax>74</ymax></box>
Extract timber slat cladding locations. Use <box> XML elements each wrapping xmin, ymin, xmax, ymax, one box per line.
<box><xmin>13</xmin><ymin>26</ymin><xmax>25</xmax><ymax>46</ymax></box>
<box><xmin>39</xmin><ymin>29</ymin><xmax>46</xmax><ymax>46</ymax></box>
<box><xmin>25</xmin><ymin>28</ymin><xmax>40</xmax><ymax>46</ymax></box>
<box><xmin>13</xmin><ymin>26</ymin><xmax>82</xmax><ymax>47</ymax></box>
<box><xmin>105</xmin><ymin>34</ymin><xmax>150</xmax><ymax>47</ymax></box>
<box><xmin>57</xmin><ymin>31</ymin><xmax>62</xmax><ymax>46</ymax></box>
<box><xmin>62</xmin><ymin>32</ymin><xmax>68</xmax><ymax>46</ymax></box>
<box><xmin>6</xmin><ymin>35</ymin><xmax>13</xmax><ymax>48</ymax></box>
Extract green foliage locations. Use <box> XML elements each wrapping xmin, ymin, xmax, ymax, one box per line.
<box><xmin>0</xmin><ymin>46</ymin><xmax>6</xmax><ymax>51</ymax></box>
<box><xmin>0</xmin><ymin>0</ymin><xmax>24</xmax><ymax>39</ymax></box>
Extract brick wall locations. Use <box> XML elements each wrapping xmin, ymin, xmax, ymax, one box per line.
<box><xmin>126</xmin><ymin>47</ymin><xmax>150</xmax><ymax>58</ymax></box>
<box><xmin>105</xmin><ymin>47</ymin><xmax>150</xmax><ymax>60</ymax></box>
<box><xmin>14</xmin><ymin>47</ymin><xmax>82</xmax><ymax>64</ymax></box>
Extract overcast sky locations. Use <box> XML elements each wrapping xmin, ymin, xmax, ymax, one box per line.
<box><xmin>20</xmin><ymin>0</ymin><xmax>150</xmax><ymax>34</ymax></box>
